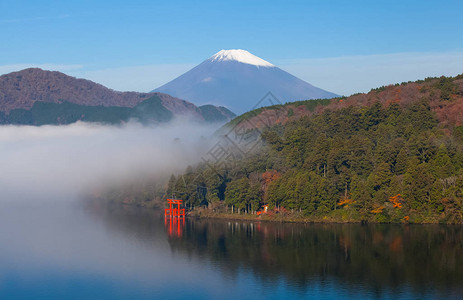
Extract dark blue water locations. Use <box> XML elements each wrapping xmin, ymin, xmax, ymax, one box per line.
<box><xmin>0</xmin><ymin>203</ymin><xmax>461</xmax><ymax>299</ymax></box>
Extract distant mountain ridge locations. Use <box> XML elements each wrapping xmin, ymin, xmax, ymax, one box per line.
<box><xmin>153</xmin><ymin>49</ymin><xmax>338</xmax><ymax>114</ymax></box>
<box><xmin>226</xmin><ymin>73</ymin><xmax>463</xmax><ymax>132</ymax></box>
<box><xmin>0</xmin><ymin>68</ymin><xmax>235</xmax><ymax>125</ymax></box>
<box><xmin>0</xmin><ymin>68</ymin><xmax>152</xmax><ymax>112</ymax></box>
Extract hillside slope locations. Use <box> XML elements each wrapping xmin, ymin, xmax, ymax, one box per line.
<box><xmin>166</xmin><ymin>74</ymin><xmax>463</xmax><ymax>224</ymax></box>
<box><xmin>226</xmin><ymin>74</ymin><xmax>463</xmax><ymax>131</ymax></box>
<box><xmin>0</xmin><ymin>68</ymin><xmax>152</xmax><ymax>112</ymax></box>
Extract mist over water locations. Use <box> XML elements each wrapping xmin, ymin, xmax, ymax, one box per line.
<box><xmin>0</xmin><ymin>120</ymin><xmax>232</xmax><ymax>299</ymax></box>
<box><xmin>0</xmin><ymin>120</ymin><xmax>217</xmax><ymax>203</ymax></box>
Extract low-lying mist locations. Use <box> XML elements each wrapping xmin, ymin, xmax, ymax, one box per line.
<box><xmin>0</xmin><ymin>120</ymin><xmax>218</xmax><ymax>203</ymax></box>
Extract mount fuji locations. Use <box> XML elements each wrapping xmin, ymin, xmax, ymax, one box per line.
<box><xmin>153</xmin><ymin>49</ymin><xmax>338</xmax><ymax>114</ymax></box>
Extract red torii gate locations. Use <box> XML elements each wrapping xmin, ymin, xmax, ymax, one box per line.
<box><xmin>165</xmin><ymin>199</ymin><xmax>185</xmax><ymax>217</ymax></box>
<box><xmin>165</xmin><ymin>199</ymin><xmax>185</xmax><ymax>237</ymax></box>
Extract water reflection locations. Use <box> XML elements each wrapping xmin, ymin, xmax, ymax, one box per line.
<box><xmin>165</xmin><ymin>217</ymin><xmax>185</xmax><ymax>238</ymax></box>
<box><xmin>171</xmin><ymin>219</ymin><xmax>463</xmax><ymax>298</ymax></box>
<box><xmin>87</xmin><ymin>204</ymin><xmax>463</xmax><ymax>298</ymax></box>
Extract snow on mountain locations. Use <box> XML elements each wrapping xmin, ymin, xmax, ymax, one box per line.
<box><xmin>153</xmin><ymin>49</ymin><xmax>338</xmax><ymax>114</ymax></box>
<box><xmin>209</xmin><ymin>49</ymin><xmax>275</xmax><ymax>67</ymax></box>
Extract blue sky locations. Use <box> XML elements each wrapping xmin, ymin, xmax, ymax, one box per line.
<box><xmin>1</xmin><ymin>0</ymin><xmax>463</xmax><ymax>95</ymax></box>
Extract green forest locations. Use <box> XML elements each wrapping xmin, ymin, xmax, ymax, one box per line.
<box><xmin>166</xmin><ymin>75</ymin><xmax>463</xmax><ymax>224</ymax></box>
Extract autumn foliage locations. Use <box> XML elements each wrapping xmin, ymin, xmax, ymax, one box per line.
<box><xmin>262</xmin><ymin>170</ymin><xmax>281</xmax><ymax>201</ymax></box>
<box><xmin>389</xmin><ymin>194</ymin><xmax>404</xmax><ymax>208</ymax></box>
<box><xmin>337</xmin><ymin>197</ymin><xmax>354</xmax><ymax>206</ymax></box>
<box><xmin>371</xmin><ymin>206</ymin><xmax>385</xmax><ymax>214</ymax></box>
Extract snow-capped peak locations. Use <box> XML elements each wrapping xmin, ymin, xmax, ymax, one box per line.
<box><xmin>208</xmin><ymin>49</ymin><xmax>275</xmax><ymax>67</ymax></box>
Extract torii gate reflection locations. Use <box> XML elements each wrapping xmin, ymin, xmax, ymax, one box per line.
<box><xmin>164</xmin><ymin>199</ymin><xmax>185</xmax><ymax>237</ymax></box>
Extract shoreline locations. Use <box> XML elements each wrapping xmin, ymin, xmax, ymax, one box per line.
<box><xmin>189</xmin><ymin>208</ymin><xmax>385</xmax><ymax>224</ymax></box>
<box><xmin>187</xmin><ymin>207</ymin><xmax>462</xmax><ymax>225</ymax></box>
<box><xmin>92</xmin><ymin>201</ymin><xmax>462</xmax><ymax>225</ymax></box>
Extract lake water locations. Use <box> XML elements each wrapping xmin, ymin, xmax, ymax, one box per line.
<box><xmin>0</xmin><ymin>202</ymin><xmax>461</xmax><ymax>299</ymax></box>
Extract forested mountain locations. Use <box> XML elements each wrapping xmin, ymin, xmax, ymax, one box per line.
<box><xmin>166</xmin><ymin>74</ymin><xmax>463</xmax><ymax>223</ymax></box>
<box><xmin>0</xmin><ymin>68</ymin><xmax>235</xmax><ymax>125</ymax></box>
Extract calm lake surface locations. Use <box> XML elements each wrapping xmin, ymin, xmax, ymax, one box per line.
<box><xmin>0</xmin><ymin>202</ymin><xmax>462</xmax><ymax>299</ymax></box>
